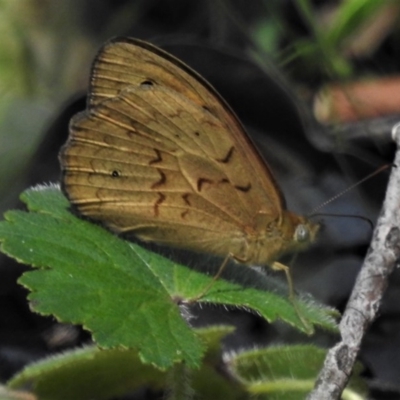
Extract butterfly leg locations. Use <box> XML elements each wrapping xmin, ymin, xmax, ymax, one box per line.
<box><xmin>271</xmin><ymin>261</ymin><xmax>295</xmax><ymax>300</ymax></box>
<box><xmin>189</xmin><ymin>254</ymin><xmax>231</xmax><ymax>302</ymax></box>
<box><xmin>271</xmin><ymin>261</ymin><xmax>313</xmax><ymax>334</ymax></box>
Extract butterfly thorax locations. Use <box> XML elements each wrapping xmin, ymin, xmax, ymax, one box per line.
<box><xmin>235</xmin><ymin>211</ymin><xmax>319</xmax><ymax>267</ymax></box>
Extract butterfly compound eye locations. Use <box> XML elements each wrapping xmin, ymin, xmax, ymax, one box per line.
<box><xmin>294</xmin><ymin>224</ymin><xmax>310</xmax><ymax>243</ymax></box>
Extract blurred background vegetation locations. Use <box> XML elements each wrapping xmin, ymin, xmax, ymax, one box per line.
<box><xmin>1</xmin><ymin>0</ymin><xmax>400</xmax><ymax>398</ymax></box>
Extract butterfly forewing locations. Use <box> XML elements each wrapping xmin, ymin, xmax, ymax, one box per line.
<box><xmin>88</xmin><ymin>38</ymin><xmax>285</xmax><ymax>211</ymax></box>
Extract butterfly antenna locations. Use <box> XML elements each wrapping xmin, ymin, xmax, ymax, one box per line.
<box><xmin>310</xmin><ymin>212</ymin><xmax>374</xmax><ymax>231</ymax></box>
<box><xmin>310</xmin><ymin>164</ymin><xmax>391</xmax><ymax>215</ymax></box>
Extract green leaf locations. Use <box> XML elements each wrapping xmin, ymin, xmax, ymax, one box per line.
<box><xmin>0</xmin><ymin>385</ymin><xmax>35</xmax><ymax>400</ymax></box>
<box><xmin>0</xmin><ymin>186</ymin><xmax>337</xmax><ymax>369</ymax></box>
<box><xmin>7</xmin><ymin>333</ymin><xmax>366</xmax><ymax>400</ymax></box>
<box><xmin>288</xmin><ymin>0</ymin><xmax>394</xmax><ymax>78</ymax></box>
<box><xmin>323</xmin><ymin>0</ymin><xmax>389</xmax><ymax>48</ymax></box>
<box><xmin>8</xmin><ymin>346</ymin><xmax>165</xmax><ymax>400</ymax></box>
<box><xmin>7</xmin><ymin>326</ymin><xmax>241</xmax><ymax>400</ymax></box>
<box><xmin>1</xmin><ymin>185</ymin><xmax>203</xmax><ymax>369</ymax></box>
<box><xmin>227</xmin><ymin>344</ymin><xmax>367</xmax><ymax>399</ymax></box>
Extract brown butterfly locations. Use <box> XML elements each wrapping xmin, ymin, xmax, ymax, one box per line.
<box><xmin>59</xmin><ymin>37</ymin><xmax>319</xmax><ymax>298</ymax></box>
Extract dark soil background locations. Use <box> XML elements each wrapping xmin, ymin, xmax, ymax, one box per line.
<box><xmin>0</xmin><ymin>1</ymin><xmax>399</xmax><ymax>398</ymax></box>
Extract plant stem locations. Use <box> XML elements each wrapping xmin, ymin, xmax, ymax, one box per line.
<box><xmin>166</xmin><ymin>362</ymin><xmax>194</xmax><ymax>400</ymax></box>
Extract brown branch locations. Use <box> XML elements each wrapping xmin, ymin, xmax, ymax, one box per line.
<box><xmin>307</xmin><ymin>124</ymin><xmax>400</xmax><ymax>399</ymax></box>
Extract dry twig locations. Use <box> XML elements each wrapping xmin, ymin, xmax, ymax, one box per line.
<box><xmin>307</xmin><ymin>123</ymin><xmax>400</xmax><ymax>399</ymax></box>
